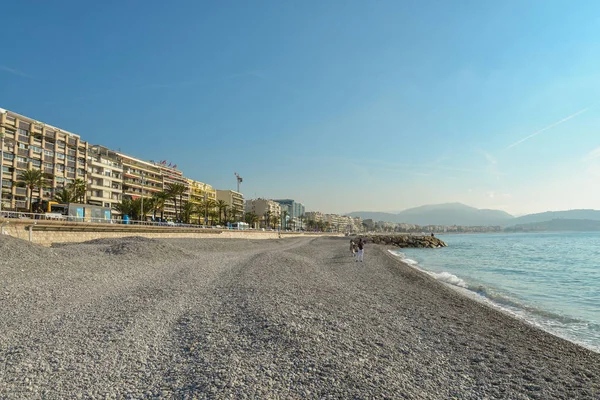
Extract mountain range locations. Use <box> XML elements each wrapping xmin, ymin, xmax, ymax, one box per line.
<box><xmin>347</xmin><ymin>203</ymin><xmax>600</xmax><ymax>228</ymax></box>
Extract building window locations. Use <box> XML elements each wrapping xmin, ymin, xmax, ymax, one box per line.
<box><xmin>56</xmin><ymin>165</ymin><xmax>65</xmax><ymax>172</ymax></box>
<box><xmin>31</xmin><ymin>160</ymin><xmax>41</xmax><ymax>168</ymax></box>
<box><xmin>56</xmin><ymin>153</ymin><xmax>65</xmax><ymax>160</ymax></box>
<box><xmin>57</xmin><ymin>140</ymin><xmax>66</xmax><ymax>148</ymax></box>
<box><xmin>77</xmin><ymin>169</ymin><xmax>85</xmax><ymax>175</ymax></box>
<box><xmin>43</xmin><ymin>162</ymin><xmax>54</xmax><ymax>169</ymax></box>
<box><xmin>17</xmin><ymin>156</ymin><xmax>27</xmax><ymax>163</ymax></box>
<box><xmin>43</xmin><ymin>150</ymin><xmax>54</xmax><ymax>157</ymax></box>
<box><xmin>66</xmin><ymin>166</ymin><xmax>75</xmax><ymax>173</ymax></box>
<box><xmin>6</xmin><ymin>115</ymin><xmax>15</xmax><ymax>122</ymax></box>
<box><xmin>17</xmin><ymin>128</ymin><xmax>29</xmax><ymax>136</ymax></box>
<box><xmin>18</xmin><ymin>143</ymin><xmax>29</xmax><ymax>149</ymax></box>
<box><xmin>66</xmin><ymin>155</ymin><xmax>75</xmax><ymax>162</ymax></box>
<box><xmin>31</xmin><ymin>146</ymin><xmax>43</xmax><ymax>153</ymax></box>
<box><xmin>3</xmin><ymin>153</ymin><xmax>14</xmax><ymax>160</ymax></box>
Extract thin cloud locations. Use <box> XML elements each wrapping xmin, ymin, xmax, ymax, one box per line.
<box><xmin>504</xmin><ymin>107</ymin><xmax>589</xmax><ymax>151</ymax></box>
<box><xmin>583</xmin><ymin>146</ymin><xmax>600</xmax><ymax>162</ymax></box>
<box><xmin>0</xmin><ymin>65</ymin><xmax>32</xmax><ymax>78</ymax></box>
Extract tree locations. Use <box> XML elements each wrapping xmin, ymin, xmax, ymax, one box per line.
<box><xmin>202</xmin><ymin>198</ymin><xmax>216</xmax><ymax>225</ymax></box>
<box><xmin>68</xmin><ymin>179</ymin><xmax>86</xmax><ymax>203</ymax></box>
<box><xmin>264</xmin><ymin>211</ymin><xmax>272</xmax><ymax>229</ymax></box>
<box><xmin>152</xmin><ymin>191</ymin><xmax>170</xmax><ymax>220</ymax></box>
<box><xmin>166</xmin><ymin>183</ymin><xmax>186</xmax><ymax>221</ymax></box>
<box><xmin>299</xmin><ymin>214</ymin><xmax>305</xmax><ymax>230</ymax></box>
<box><xmin>54</xmin><ymin>187</ymin><xmax>75</xmax><ymax>204</ymax></box>
<box><xmin>215</xmin><ymin>200</ymin><xmax>228</xmax><ymax>224</ymax></box>
<box><xmin>245</xmin><ymin>212</ymin><xmax>260</xmax><ymax>228</ymax></box>
<box><xmin>229</xmin><ymin>206</ymin><xmax>240</xmax><ymax>223</ymax></box>
<box><xmin>114</xmin><ymin>198</ymin><xmax>136</xmax><ymax>220</ymax></box>
<box><xmin>19</xmin><ymin>169</ymin><xmax>47</xmax><ymax>212</ymax></box>
<box><xmin>272</xmin><ymin>215</ymin><xmax>280</xmax><ymax>230</ymax></box>
<box><xmin>181</xmin><ymin>201</ymin><xmax>195</xmax><ymax>224</ymax></box>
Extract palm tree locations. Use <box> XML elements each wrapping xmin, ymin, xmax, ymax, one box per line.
<box><xmin>19</xmin><ymin>169</ymin><xmax>47</xmax><ymax>212</ymax></box>
<box><xmin>264</xmin><ymin>211</ymin><xmax>272</xmax><ymax>229</ymax></box>
<box><xmin>208</xmin><ymin>209</ymin><xmax>219</xmax><ymax>226</ymax></box>
<box><xmin>166</xmin><ymin>183</ymin><xmax>186</xmax><ymax>221</ymax></box>
<box><xmin>272</xmin><ymin>215</ymin><xmax>280</xmax><ymax>230</ymax></box>
<box><xmin>152</xmin><ymin>191</ymin><xmax>170</xmax><ymax>220</ymax></box>
<box><xmin>230</xmin><ymin>206</ymin><xmax>239</xmax><ymax>223</ymax></box>
<box><xmin>54</xmin><ymin>187</ymin><xmax>75</xmax><ymax>203</ymax></box>
<box><xmin>299</xmin><ymin>214</ymin><xmax>305</xmax><ymax>230</ymax></box>
<box><xmin>202</xmin><ymin>198</ymin><xmax>216</xmax><ymax>225</ymax></box>
<box><xmin>215</xmin><ymin>200</ymin><xmax>228</xmax><ymax>224</ymax></box>
<box><xmin>140</xmin><ymin>197</ymin><xmax>156</xmax><ymax>220</ymax></box>
<box><xmin>68</xmin><ymin>179</ymin><xmax>86</xmax><ymax>203</ymax></box>
<box><xmin>114</xmin><ymin>198</ymin><xmax>135</xmax><ymax>220</ymax></box>
<box><xmin>181</xmin><ymin>201</ymin><xmax>195</xmax><ymax>224</ymax></box>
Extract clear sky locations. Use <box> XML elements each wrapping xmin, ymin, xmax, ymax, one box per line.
<box><xmin>2</xmin><ymin>1</ymin><xmax>600</xmax><ymax>216</ymax></box>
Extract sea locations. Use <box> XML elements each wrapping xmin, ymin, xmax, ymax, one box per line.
<box><xmin>390</xmin><ymin>232</ymin><xmax>600</xmax><ymax>353</ymax></box>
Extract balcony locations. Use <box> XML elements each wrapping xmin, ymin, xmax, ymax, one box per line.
<box><xmin>45</xmin><ymin>131</ymin><xmax>56</xmax><ymax>139</ymax></box>
<box><xmin>44</xmin><ymin>143</ymin><xmax>55</xmax><ymax>151</ymax></box>
<box><xmin>43</xmin><ymin>155</ymin><xmax>54</xmax><ymax>162</ymax></box>
<box><xmin>66</xmin><ymin>172</ymin><xmax>75</xmax><ymax>178</ymax></box>
<box><xmin>18</xmin><ymin>135</ymin><xmax>29</xmax><ymax>143</ymax></box>
<box><xmin>15</xmin><ymin>200</ymin><xmax>27</xmax><ymax>209</ymax></box>
<box><xmin>68</xmin><ymin>137</ymin><xmax>77</xmax><ymax>146</ymax></box>
<box><xmin>15</xmin><ymin>187</ymin><xmax>27</xmax><ymax>195</ymax></box>
<box><xmin>17</xmin><ymin>148</ymin><xmax>28</xmax><ymax>156</ymax></box>
<box><xmin>16</xmin><ymin>162</ymin><xmax>27</xmax><ymax>169</ymax></box>
<box><xmin>44</xmin><ymin>167</ymin><xmax>54</xmax><ymax>175</ymax></box>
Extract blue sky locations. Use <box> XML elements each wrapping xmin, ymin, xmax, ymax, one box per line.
<box><xmin>2</xmin><ymin>1</ymin><xmax>600</xmax><ymax>215</ymax></box>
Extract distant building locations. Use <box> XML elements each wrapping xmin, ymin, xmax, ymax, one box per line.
<box><xmin>216</xmin><ymin>189</ymin><xmax>244</xmax><ymax>221</ymax></box>
<box><xmin>245</xmin><ymin>198</ymin><xmax>281</xmax><ymax>228</ymax></box>
<box><xmin>87</xmin><ymin>145</ymin><xmax>123</xmax><ymax>211</ymax></box>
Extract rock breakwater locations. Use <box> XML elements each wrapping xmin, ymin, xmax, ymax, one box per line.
<box><xmin>358</xmin><ymin>234</ymin><xmax>447</xmax><ymax>248</ymax></box>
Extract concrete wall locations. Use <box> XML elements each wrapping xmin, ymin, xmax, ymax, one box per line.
<box><xmin>0</xmin><ymin>219</ymin><xmax>336</xmax><ymax>246</ymax></box>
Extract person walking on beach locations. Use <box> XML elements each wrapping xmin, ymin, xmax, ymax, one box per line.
<box><xmin>350</xmin><ymin>239</ymin><xmax>357</xmax><ymax>257</ymax></box>
<box><xmin>356</xmin><ymin>238</ymin><xmax>364</xmax><ymax>262</ymax></box>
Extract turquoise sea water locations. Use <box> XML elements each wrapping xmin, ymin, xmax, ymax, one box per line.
<box><xmin>392</xmin><ymin>232</ymin><xmax>600</xmax><ymax>353</ymax></box>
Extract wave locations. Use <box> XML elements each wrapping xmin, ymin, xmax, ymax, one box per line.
<box><xmin>387</xmin><ymin>249</ymin><xmax>600</xmax><ymax>352</ymax></box>
<box><xmin>388</xmin><ymin>250</ymin><xmax>467</xmax><ymax>287</ymax></box>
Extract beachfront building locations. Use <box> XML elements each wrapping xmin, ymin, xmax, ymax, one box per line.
<box><xmin>216</xmin><ymin>189</ymin><xmax>244</xmax><ymax>222</ymax></box>
<box><xmin>0</xmin><ymin>108</ymin><xmax>88</xmax><ymax>211</ymax></box>
<box><xmin>155</xmin><ymin>162</ymin><xmax>189</xmax><ymax>221</ymax></box>
<box><xmin>187</xmin><ymin>178</ymin><xmax>217</xmax><ymax>225</ymax></box>
<box><xmin>117</xmin><ymin>152</ymin><xmax>163</xmax><ymax>217</ymax></box>
<box><xmin>86</xmin><ymin>145</ymin><xmax>123</xmax><ymax>211</ymax></box>
<box><xmin>272</xmin><ymin>199</ymin><xmax>306</xmax><ymax>230</ymax></box>
<box><xmin>245</xmin><ymin>198</ymin><xmax>281</xmax><ymax>229</ymax></box>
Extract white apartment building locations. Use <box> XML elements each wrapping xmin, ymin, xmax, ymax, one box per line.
<box><xmin>87</xmin><ymin>145</ymin><xmax>123</xmax><ymax>211</ymax></box>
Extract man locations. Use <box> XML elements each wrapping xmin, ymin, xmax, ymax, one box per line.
<box><xmin>356</xmin><ymin>238</ymin><xmax>364</xmax><ymax>262</ymax></box>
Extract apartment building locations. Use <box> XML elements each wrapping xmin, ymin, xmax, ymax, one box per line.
<box><xmin>187</xmin><ymin>178</ymin><xmax>216</xmax><ymax>224</ymax></box>
<box><xmin>157</xmin><ymin>163</ymin><xmax>189</xmax><ymax>220</ymax></box>
<box><xmin>117</xmin><ymin>152</ymin><xmax>163</xmax><ymax>209</ymax></box>
<box><xmin>86</xmin><ymin>145</ymin><xmax>123</xmax><ymax>211</ymax></box>
<box><xmin>245</xmin><ymin>198</ymin><xmax>281</xmax><ymax>228</ymax></box>
<box><xmin>216</xmin><ymin>189</ymin><xmax>244</xmax><ymax>221</ymax></box>
<box><xmin>1</xmin><ymin>108</ymin><xmax>87</xmax><ymax>210</ymax></box>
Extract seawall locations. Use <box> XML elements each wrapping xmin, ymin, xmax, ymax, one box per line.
<box><xmin>0</xmin><ymin>218</ymin><xmax>338</xmax><ymax>246</ymax></box>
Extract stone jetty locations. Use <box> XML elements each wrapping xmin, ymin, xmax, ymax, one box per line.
<box><xmin>357</xmin><ymin>234</ymin><xmax>447</xmax><ymax>248</ymax></box>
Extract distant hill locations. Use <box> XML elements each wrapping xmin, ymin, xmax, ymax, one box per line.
<box><xmin>348</xmin><ymin>203</ymin><xmax>514</xmax><ymax>226</ymax></box>
<box><xmin>505</xmin><ymin>219</ymin><xmax>600</xmax><ymax>232</ymax></box>
<box><xmin>511</xmin><ymin>210</ymin><xmax>600</xmax><ymax>225</ymax></box>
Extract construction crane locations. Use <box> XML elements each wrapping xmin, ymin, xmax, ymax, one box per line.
<box><xmin>234</xmin><ymin>172</ymin><xmax>243</xmax><ymax>193</ymax></box>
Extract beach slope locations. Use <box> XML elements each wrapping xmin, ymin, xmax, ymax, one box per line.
<box><xmin>0</xmin><ymin>235</ymin><xmax>597</xmax><ymax>399</ymax></box>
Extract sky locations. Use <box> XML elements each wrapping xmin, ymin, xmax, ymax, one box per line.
<box><xmin>2</xmin><ymin>1</ymin><xmax>600</xmax><ymax>216</ymax></box>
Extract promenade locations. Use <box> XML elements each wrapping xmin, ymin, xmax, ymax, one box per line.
<box><xmin>0</xmin><ymin>235</ymin><xmax>597</xmax><ymax>398</ymax></box>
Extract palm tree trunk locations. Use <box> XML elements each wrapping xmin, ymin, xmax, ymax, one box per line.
<box><xmin>28</xmin><ymin>187</ymin><xmax>33</xmax><ymax>212</ymax></box>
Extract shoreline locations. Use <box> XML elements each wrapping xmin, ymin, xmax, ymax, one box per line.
<box><xmin>383</xmin><ymin>246</ymin><xmax>600</xmax><ymax>354</ymax></box>
<box><xmin>1</xmin><ymin>235</ymin><xmax>598</xmax><ymax>398</ymax></box>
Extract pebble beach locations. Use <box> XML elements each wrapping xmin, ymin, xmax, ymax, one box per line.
<box><xmin>0</xmin><ymin>235</ymin><xmax>598</xmax><ymax>399</ymax></box>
